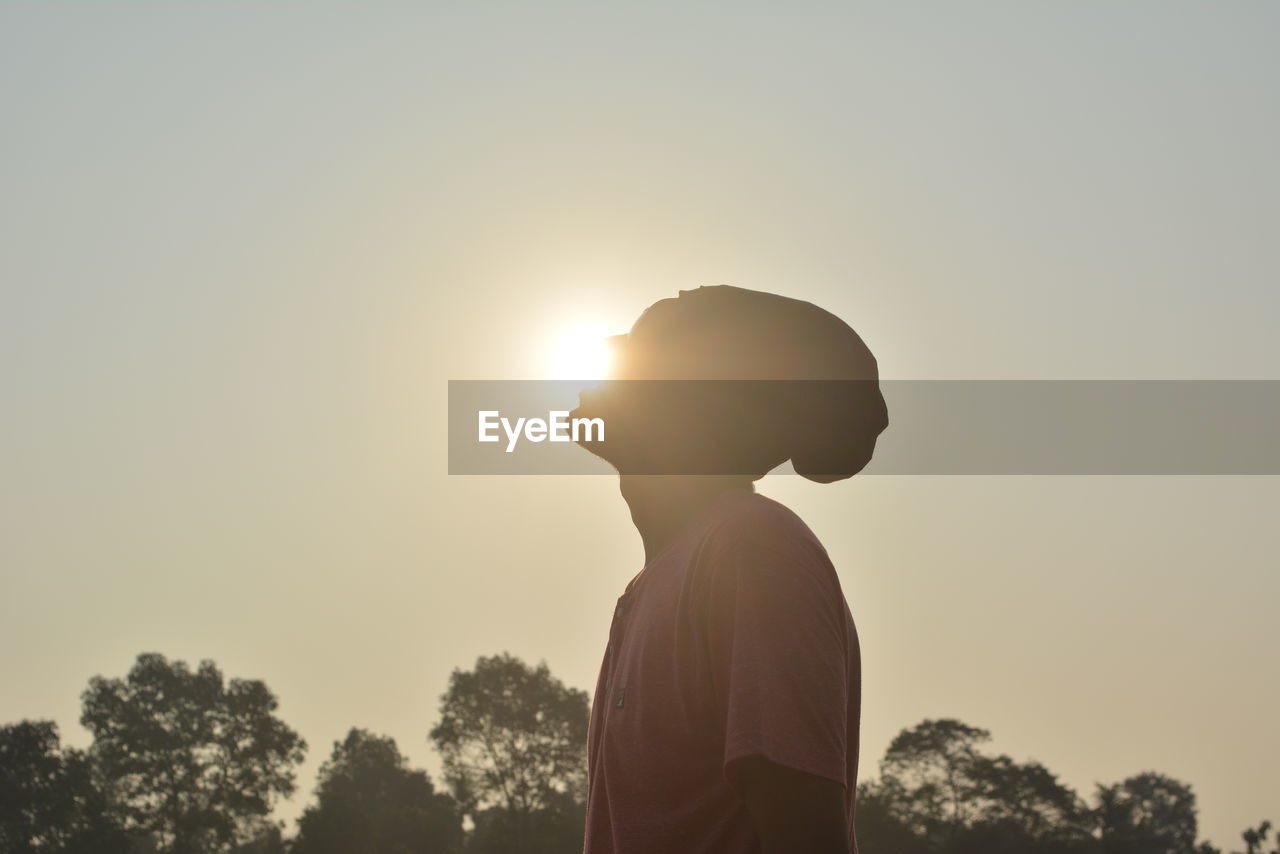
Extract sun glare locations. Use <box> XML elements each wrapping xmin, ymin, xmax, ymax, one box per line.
<box><xmin>548</xmin><ymin>325</ymin><xmax>614</xmax><ymax>381</ymax></box>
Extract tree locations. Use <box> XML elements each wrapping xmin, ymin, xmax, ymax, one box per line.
<box><xmin>428</xmin><ymin>652</ymin><xmax>589</xmax><ymax>854</ymax></box>
<box><xmin>0</xmin><ymin>720</ymin><xmax>130</xmax><ymax>854</ymax></box>
<box><xmin>863</xmin><ymin>718</ymin><xmax>1096</xmax><ymax>854</ymax></box>
<box><xmin>79</xmin><ymin>653</ymin><xmax>306</xmax><ymax>854</ymax></box>
<box><xmin>853</xmin><ymin>780</ymin><xmax>932</xmax><ymax>854</ymax></box>
<box><xmin>957</xmin><ymin>753</ymin><xmax>1096</xmax><ymax>852</ymax></box>
<box><xmin>227</xmin><ymin>823</ymin><xmax>287</xmax><ymax>854</ymax></box>
<box><xmin>464</xmin><ymin>788</ymin><xmax>587</xmax><ymax>854</ymax></box>
<box><xmin>1239</xmin><ymin>820</ymin><xmax>1278</xmax><ymax>854</ymax></box>
<box><xmin>876</xmin><ymin>718</ymin><xmax>994</xmax><ymax>843</ymax></box>
<box><xmin>1095</xmin><ymin>772</ymin><xmax>1204</xmax><ymax>854</ymax></box>
<box><xmin>292</xmin><ymin>728</ymin><xmax>464</xmax><ymax>854</ymax></box>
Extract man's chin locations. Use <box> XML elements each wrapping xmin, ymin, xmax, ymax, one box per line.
<box><xmin>572</xmin><ymin>433</ymin><xmax>621</xmax><ymax>471</ymax></box>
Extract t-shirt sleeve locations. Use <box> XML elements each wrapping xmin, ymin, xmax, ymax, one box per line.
<box><xmin>700</xmin><ymin>514</ymin><xmax>851</xmax><ymax>792</ymax></box>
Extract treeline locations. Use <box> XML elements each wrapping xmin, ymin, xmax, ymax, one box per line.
<box><xmin>0</xmin><ymin>652</ymin><xmax>582</xmax><ymax>854</ymax></box>
<box><xmin>853</xmin><ymin>719</ymin><xmax>1275</xmax><ymax>854</ymax></box>
<box><xmin>0</xmin><ymin>652</ymin><xmax>1273</xmax><ymax>854</ymax></box>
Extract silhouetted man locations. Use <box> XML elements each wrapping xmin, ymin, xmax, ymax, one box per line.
<box><xmin>572</xmin><ymin>285</ymin><xmax>888</xmax><ymax>854</ymax></box>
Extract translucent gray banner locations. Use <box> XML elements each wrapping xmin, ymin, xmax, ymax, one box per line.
<box><xmin>447</xmin><ymin>380</ymin><xmax>1280</xmax><ymax>475</ymax></box>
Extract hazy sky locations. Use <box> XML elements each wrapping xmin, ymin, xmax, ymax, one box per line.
<box><xmin>2</xmin><ymin>3</ymin><xmax>1277</xmax><ymax>848</ymax></box>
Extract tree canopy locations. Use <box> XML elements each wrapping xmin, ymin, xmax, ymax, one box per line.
<box><xmin>0</xmin><ymin>720</ymin><xmax>129</xmax><ymax>854</ymax></box>
<box><xmin>292</xmin><ymin>728</ymin><xmax>463</xmax><ymax>854</ymax></box>
<box><xmin>79</xmin><ymin>653</ymin><xmax>305</xmax><ymax>854</ymax></box>
<box><xmin>428</xmin><ymin>652</ymin><xmax>589</xmax><ymax>854</ymax></box>
<box><xmin>4</xmin><ymin>652</ymin><xmax>1274</xmax><ymax>854</ymax></box>
<box><xmin>856</xmin><ymin>718</ymin><xmax>1227</xmax><ymax>854</ymax></box>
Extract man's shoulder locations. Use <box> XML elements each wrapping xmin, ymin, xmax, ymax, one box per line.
<box><xmin>695</xmin><ymin>491</ymin><xmax>834</xmax><ymax>578</ymax></box>
<box><xmin>704</xmin><ymin>491</ymin><xmax>823</xmax><ymax>547</ymax></box>
<box><xmin>690</xmin><ymin>491</ymin><xmax>848</xmax><ymax>619</ymax></box>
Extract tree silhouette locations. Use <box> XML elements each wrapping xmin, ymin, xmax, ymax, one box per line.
<box><xmin>428</xmin><ymin>652</ymin><xmax>588</xmax><ymax>854</ymax></box>
<box><xmin>79</xmin><ymin>653</ymin><xmax>305</xmax><ymax>854</ymax></box>
<box><xmin>293</xmin><ymin>728</ymin><xmax>463</xmax><ymax>854</ymax></box>
<box><xmin>9</xmin><ymin>658</ymin><xmax>1273</xmax><ymax>854</ymax></box>
<box><xmin>864</xmin><ymin>718</ymin><xmax>1094</xmax><ymax>853</ymax></box>
<box><xmin>463</xmin><ymin>787</ymin><xmax>588</xmax><ymax>854</ymax></box>
<box><xmin>1241</xmin><ymin>821</ymin><xmax>1278</xmax><ymax>854</ymax></box>
<box><xmin>856</xmin><ymin>719</ymin><xmax>1228</xmax><ymax>854</ymax></box>
<box><xmin>874</xmin><ymin>718</ymin><xmax>994</xmax><ymax>842</ymax></box>
<box><xmin>0</xmin><ymin>720</ymin><xmax>130</xmax><ymax>853</ymax></box>
<box><xmin>1095</xmin><ymin>772</ymin><xmax>1205</xmax><ymax>854</ymax></box>
<box><xmin>853</xmin><ymin>780</ymin><xmax>932</xmax><ymax>854</ymax></box>
<box><xmin>958</xmin><ymin>753</ymin><xmax>1096</xmax><ymax>851</ymax></box>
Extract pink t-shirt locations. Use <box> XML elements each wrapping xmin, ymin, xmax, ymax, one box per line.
<box><xmin>583</xmin><ymin>489</ymin><xmax>862</xmax><ymax>854</ymax></box>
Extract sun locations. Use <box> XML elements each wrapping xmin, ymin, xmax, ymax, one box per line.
<box><xmin>547</xmin><ymin>324</ymin><xmax>614</xmax><ymax>381</ymax></box>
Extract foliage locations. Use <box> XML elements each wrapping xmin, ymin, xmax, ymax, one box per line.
<box><xmin>465</xmin><ymin>789</ymin><xmax>587</xmax><ymax>854</ymax></box>
<box><xmin>856</xmin><ymin>719</ymin><xmax>1230</xmax><ymax>854</ymax></box>
<box><xmin>79</xmin><ymin>653</ymin><xmax>305</xmax><ymax>854</ymax></box>
<box><xmin>292</xmin><ymin>728</ymin><xmax>463</xmax><ymax>854</ymax></box>
<box><xmin>1240</xmin><ymin>821</ymin><xmax>1278</xmax><ymax>854</ymax></box>
<box><xmin>7</xmin><ymin>652</ymin><xmax>1274</xmax><ymax>854</ymax></box>
<box><xmin>0</xmin><ymin>720</ymin><xmax>130</xmax><ymax>853</ymax></box>
<box><xmin>428</xmin><ymin>652</ymin><xmax>589</xmax><ymax>853</ymax></box>
<box><xmin>1096</xmin><ymin>772</ymin><xmax>1204</xmax><ymax>854</ymax></box>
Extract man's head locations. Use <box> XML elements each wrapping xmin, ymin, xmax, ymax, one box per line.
<box><xmin>572</xmin><ymin>285</ymin><xmax>888</xmax><ymax>483</ymax></box>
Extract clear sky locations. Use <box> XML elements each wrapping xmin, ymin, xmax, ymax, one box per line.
<box><xmin>2</xmin><ymin>3</ymin><xmax>1277</xmax><ymax>848</ymax></box>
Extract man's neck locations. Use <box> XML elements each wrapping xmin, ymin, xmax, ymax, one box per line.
<box><xmin>619</xmin><ymin>475</ymin><xmax>754</xmax><ymax>565</ymax></box>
